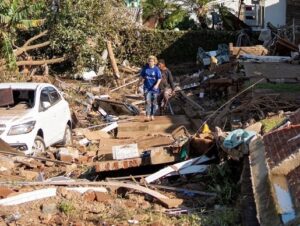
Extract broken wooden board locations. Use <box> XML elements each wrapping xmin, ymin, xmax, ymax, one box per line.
<box><xmin>83</xmin><ymin>129</ymin><xmax>111</xmax><ymax>140</ymax></box>
<box><xmin>117</xmin><ymin>115</ymin><xmax>191</xmax><ymax>138</ymax></box>
<box><xmin>137</xmin><ymin>135</ymin><xmax>174</xmax><ymax>149</ymax></box>
<box><xmin>99</xmin><ymin>131</ymin><xmax>174</xmax><ymax>156</ymax></box>
<box><xmin>166</xmin><ymin>165</ymin><xmax>208</xmax><ymax>176</ymax></box>
<box><xmin>98</xmin><ymin>137</ymin><xmax>135</xmax><ymax>155</ymax></box>
<box><xmin>229</xmin><ymin>44</ymin><xmax>268</xmax><ymax>57</ymax></box>
<box><xmin>149</xmin><ymin>184</ymin><xmax>216</xmax><ymax>197</ymax></box>
<box><xmin>94</xmin><ymin>145</ymin><xmax>177</xmax><ymax>172</ymax></box>
<box><xmin>145</xmin><ymin>155</ymin><xmax>212</xmax><ymax>184</ymax></box>
<box><xmin>243</xmin><ymin>62</ymin><xmax>300</xmax><ymax>80</ymax></box>
<box><xmin>0</xmin><ymin>181</ymin><xmax>183</xmax><ymax>208</ymax></box>
<box><xmin>0</xmin><ymin>187</ymin><xmax>108</xmax><ymax>206</ymax></box>
<box><xmin>150</xmin><ymin>146</ymin><xmax>176</xmax><ymax>165</ymax></box>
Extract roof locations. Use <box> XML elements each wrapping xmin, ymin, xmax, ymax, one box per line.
<box><xmin>263</xmin><ymin>125</ymin><xmax>300</xmax><ymax>170</ymax></box>
<box><xmin>0</xmin><ymin>83</ymin><xmax>51</xmax><ymax>90</ymax></box>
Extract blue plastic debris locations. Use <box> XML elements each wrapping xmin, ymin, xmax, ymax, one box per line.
<box><xmin>223</xmin><ymin>129</ymin><xmax>256</xmax><ymax>149</ymax></box>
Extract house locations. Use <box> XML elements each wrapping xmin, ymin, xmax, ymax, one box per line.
<box><xmin>209</xmin><ymin>0</ymin><xmax>287</xmax><ymax>29</ymax></box>
<box><xmin>249</xmin><ymin>109</ymin><xmax>300</xmax><ymax>225</ymax></box>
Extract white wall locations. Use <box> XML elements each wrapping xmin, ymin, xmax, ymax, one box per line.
<box><xmin>264</xmin><ymin>0</ymin><xmax>286</xmax><ymax>27</ymax></box>
<box><xmin>208</xmin><ymin>0</ymin><xmax>286</xmax><ymax>28</ymax></box>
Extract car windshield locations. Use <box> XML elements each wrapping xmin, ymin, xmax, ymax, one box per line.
<box><xmin>0</xmin><ymin>88</ymin><xmax>35</xmax><ymax>108</ymax></box>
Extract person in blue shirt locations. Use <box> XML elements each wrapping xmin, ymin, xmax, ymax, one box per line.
<box><xmin>137</xmin><ymin>55</ymin><xmax>162</xmax><ymax>121</ymax></box>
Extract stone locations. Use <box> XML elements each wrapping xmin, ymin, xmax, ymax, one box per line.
<box><xmin>148</xmin><ymin>222</ymin><xmax>164</xmax><ymax>226</ymax></box>
<box><xmin>60</xmin><ymin>154</ymin><xmax>73</xmax><ymax>163</ymax></box>
<box><xmin>57</xmin><ymin>187</ymin><xmax>81</xmax><ymax>200</ymax></box>
<box><xmin>72</xmin><ymin>221</ymin><xmax>85</xmax><ymax>226</ymax></box>
<box><xmin>65</xmin><ymin>164</ymin><xmax>78</xmax><ymax>174</ymax></box>
<box><xmin>76</xmin><ymin>156</ymin><xmax>88</xmax><ymax>164</ymax></box>
<box><xmin>0</xmin><ymin>157</ymin><xmax>15</xmax><ymax>170</ymax></box>
<box><xmin>139</xmin><ymin>200</ymin><xmax>151</xmax><ymax>210</ymax></box>
<box><xmin>58</xmin><ymin>148</ymin><xmax>79</xmax><ymax>161</ymax></box>
<box><xmin>46</xmin><ymin>151</ymin><xmax>55</xmax><ymax>160</ymax></box>
<box><xmin>82</xmin><ymin>191</ymin><xmax>96</xmax><ymax>202</ymax></box>
<box><xmin>124</xmin><ymin>200</ymin><xmax>137</xmax><ymax>208</ymax></box>
<box><xmin>19</xmin><ymin>170</ymin><xmax>39</xmax><ymax>180</ymax></box>
<box><xmin>41</xmin><ymin>203</ymin><xmax>57</xmax><ymax>214</ymax></box>
<box><xmin>0</xmin><ymin>186</ymin><xmax>15</xmax><ymax>198</ymax></box>
<box><xmin>45</xmin><ymin>161</ymin><xmax>55</xmax><ymax>167</ymax></box>
<box><xmin>39</xmin><ymin>214</ymin><xmax>52</xmax><ymax>224</ymax></box>
<box><xmin>95</xmin><ymin>192</ymin><xmax>111</xmax><ymax>203</ymax></box>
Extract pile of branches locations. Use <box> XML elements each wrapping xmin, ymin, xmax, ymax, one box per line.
<box><xmin>211</xmin><ymin>94</ymin><xmax>299</xmax><ymax>128</ymax></box>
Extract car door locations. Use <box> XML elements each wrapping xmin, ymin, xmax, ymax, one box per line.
<box><xmin>38</xmin><ymin>87</ymin><xmax>58</xmax><ymax>146</ymax></box>
<box><xmin>47</xmin><ymin>87</ymin><xmax>67</xmax><ymax>142</ymax></box>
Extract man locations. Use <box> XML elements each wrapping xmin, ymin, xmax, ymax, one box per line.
<box><xmin>157</xmin><ymin>59</ymin><xmax>175</xmax><ymax>115</ymax></box>
<box><xmin>138</xmin><ymin>55</ymin><xmax>161</xmax><ymax>121</ymax></box>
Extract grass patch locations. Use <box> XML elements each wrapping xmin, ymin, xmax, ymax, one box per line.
<box><xmin>254</xmin><ymin>83</ymin><xmax>300</xmax><ymax>93</ymax></box>
<box><xmin>261</xmin><ymin>116</ymin><xmax>285</xmax><ymax>133</ymax></box>
<box><xmin>59</xmin><ymin>201</ymin><xmax>75</xmax><ymax>215</ymax></box>
<box><xmin>200</xmin><ymin>208</ymin><xmax>240</xmax><ymax>226</ymax></box>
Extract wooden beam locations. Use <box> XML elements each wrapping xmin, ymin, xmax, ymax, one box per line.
<box><xmin>0</xmin><ymin>181</ymin><xmax>183</xmax><ymax>208</ymax></box>
<box><xmin>106</xmin><ymin>41</ymin><xmax>120</xmax><ymax>79</ymax></box>
<box><xmin>0</xmin><ymin>150</ymin><xmax>72</xmax><ymax>165</ymax></box>
<box><xmin>145</xmin><ymin>155</ymin><xmax>211</xmax><ymax>183</ymax></box>
<box><xmin>149</xmin><ymin>184</ymin><xmax>217</xmax><ymax>197</ymax></box>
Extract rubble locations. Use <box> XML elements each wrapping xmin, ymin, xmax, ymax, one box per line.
<box><xmin>0</xmin><ymin>23</ymin><xmax>299</xmax><ymax>225</ymax></box>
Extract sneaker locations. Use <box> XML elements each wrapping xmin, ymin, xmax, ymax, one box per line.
<box><xmin>151</xmin><ymin>116</ymin><xmax>155</xmax><ymax>121</ymax></box>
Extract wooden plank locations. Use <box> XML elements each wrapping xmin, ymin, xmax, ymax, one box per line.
<box><xmin>106</xmin><ymin>41</ymin><xmax>120</xmax><ymax>79</ymax></box>
<box><xmin>149</xmin><ymin>184</ymin><xmax>217</xmax><ymax>197</ymax></box>
<box><xmin>0</xmin><ymin>181</ymin><xmax>183</xmax><ymax>208</ymax></box>
<box><xmin>117</xmin><ymin>115</ymin><xmax>191</xmax><ymax>138</ymax></box>
<box><xmin>167</xmin><ymin>165</ymin><xmax>208</xmax><ymax>176</ymax></box>
<box><xmin>145</xmin><ymin>155</ymin><xmax>212</xmax><ymax>184</ymax></box>
<box><xmin>0</xmin><ymin>150</ymin><xmax>72</xmax><ymax>165</ymax></box>
<box><xmin>230</xmin><ymin>45</ymin><xmax>268</xmax><ymax>56</ymax></box>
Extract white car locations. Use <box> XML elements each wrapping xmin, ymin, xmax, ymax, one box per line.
<box><xmin>0</xmin><ymin>83</ymin><xmax>72</xmax><ymax>155</ymax></box>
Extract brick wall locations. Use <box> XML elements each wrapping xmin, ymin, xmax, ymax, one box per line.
<box><xmin>263</xmin><ymin>125</ymin><xmax>300</xmax><ymax>169</ymax></box>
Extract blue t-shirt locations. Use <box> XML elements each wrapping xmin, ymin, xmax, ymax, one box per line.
<box><xmin>140</xmin><ymin>65</ymin><xmax>161</xmax><ymax>93</ymax></box>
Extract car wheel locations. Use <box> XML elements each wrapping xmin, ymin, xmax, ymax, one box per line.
<box><xmin>32</xmin><ymin>136</ymin><xmax>46</xmax><ymax>156</ymax></box>
<box><xmin>62</xmin><ymin>125</ymin><xmax>73</xmax><ymax>146</ymax></box>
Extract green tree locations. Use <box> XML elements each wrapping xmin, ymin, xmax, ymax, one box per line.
<box><xmin>46</xmin><ymin>0</ymin><xmax>132</xmax><ymax>72</ymax></box>
<box><xmin>0</xmin><ymin>0</ymin><xmax>46</xmax><ymax>69</ymax></box>
<box><xmin>173</xmin><ymin>0</ymin><xmax>213</xmax><ymax>28</ymax></box>
<box><xmin>142</xmin><ymin>0</ymin><xmax>180</xmax><ymax>29</ymax></box>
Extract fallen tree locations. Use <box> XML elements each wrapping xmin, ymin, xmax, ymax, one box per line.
<box><xmin>0</xmin><ymin>30</ymin><xmax>65</xmax><ymax>72</ymax></box>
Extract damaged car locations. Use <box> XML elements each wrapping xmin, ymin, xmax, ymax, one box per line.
<box><xmin>0</xmin><ymin>83</ymin><xmax>72</xmax><ymax>155</ymax></box>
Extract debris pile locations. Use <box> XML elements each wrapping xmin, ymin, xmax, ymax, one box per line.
<box><xmin>0</xmin><ymin>27</ymin><xmax>299</xmax><ymax>225</ymax></box>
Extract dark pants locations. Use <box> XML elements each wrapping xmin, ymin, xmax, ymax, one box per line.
<box><xmin>157</xmin><ymin>88</ymin><xmax>172</xmax><ymax>113</ymax></box>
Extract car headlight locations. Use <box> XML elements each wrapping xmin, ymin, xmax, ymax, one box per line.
<box><xmin>8</xmin><ymin>121</ymin><xmax>36</xmax><ymax>136</ymax></box>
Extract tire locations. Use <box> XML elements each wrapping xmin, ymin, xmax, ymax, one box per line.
<box><xmin>32</xmin><ymin>136</ymin><xmax>46</xmax><ymax>156</ymax></box>
<box><xmin>62</xmin><ymin>125</ymin><xmax>73</xmax><ymax>146</ymax></box>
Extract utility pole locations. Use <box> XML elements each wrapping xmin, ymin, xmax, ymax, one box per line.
<box><xmin>238</xmin><ymin>0</ymin><xmax>244</xmax><ymax>20</ymax></box>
